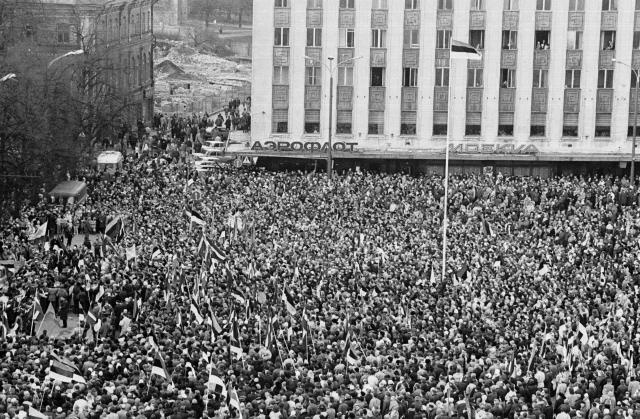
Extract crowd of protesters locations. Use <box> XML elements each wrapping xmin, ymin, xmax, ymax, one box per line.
<box><xmin>3</xmin><ymin>136</ymin><xmax>640</xmax><ymax>418</ymax></box>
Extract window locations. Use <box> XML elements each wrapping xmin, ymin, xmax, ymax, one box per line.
<box><xmin>569</xmin><ymin>0</ymin><xmax>584</xmax><ymax>10</ymax></box>
<box><xmin>275</xmin><ymin>121</ymin><xmax>288</xmax><ymax>133</ymax></box>
<box><xmin>305</xmin><ymin>122</ymin><xmax>320</xmax><ymax>134</ymax></box>
<box><xmin>372</xmin><ymin>29</ymin><xmax>386</xmax><ymax>48</ymax></box>
<box><xmin>601</xmin><ymin>31</ymin><xmax>616</xmax><ymax>50</ymax></box>
<box><xmin>307</xmin><ymin>0</ymin><xmax>322</xmax><ymax>8</ymax></box>
<box><xmin>340</xmin><ymin>0</ymin><xmax>354</xmax><ymax>8</ymax></box>
<box><xmin>403</xmin><ymin>68</ymin><xmax>418</xmax><ymax>87</ymax></box>
<box><xmin>530</xmin><ymin>124</ymin><xmax>546</xmax><ymax>137</ymax></box>
<box><xmin>405</xmin><ymin>0</ymin><xmax>419</xmax><ymax>9</ymax></box>
<box><xmin>436</xmin><ymin>30</ymin><xmax>451</xmax><ymax>49</ymax></box>
<box><xmin>466</xmin><ymin>124</ymin><xmax>481</xmax><ymax>136</ymax></box>
<box><xmin>498</xmin><ymin>124</ymin><xmax>514</xmax><ymax>136</ymax></box>
<box><xmin>637</xmin><ymin>0</ymin><xmax>640</xmax><ymax>10</ymax></box>
<box><xmin>337</xmin><ymin>111</ymin><xmax>352</xmax><ymax>134</ymax></box>
<box><xmin>595</xmin><ymin>125</ymin><xmax>611</xmax><ymax>137</ymax></box>
<box><xmin>274</xmin><ymin>66</ymin><xmax>289</xmax><ymax>85</ymax></box>
<box><xmin>471</xmin><ymin>0</ymin><xmax>484</xmax><ymax>10</ymax></box>
<box><xmin>370</xmin><ymin>67</ymin><xmax>385</xmax><ymax>86</ymax></box>
<box><xmin>469</xmin><ymin>30</ymin><xmax>485</xmax><ymax>50</ymax></box>
<box><xmin>438</xmin><ymin>0</ymin><xmax>453</xmax><ymax>10</ymax></box>
<box><xmin>340</xmin><ymin>29</ymin><xmax>355</xmax><ymax>48</ymax></box>
<box><xmin>275</xmin><ymin>0</ymin><xmax>288</xmax><ymax>7</ymax></box>
<box><xmin>535</xmin><ymin>31</ymin><xmax>550</xmax><ymax>49</ymax></box>
<box><xmin>368</xmin><ymin>111</ymin><xmax>384</xmax><ymax>135</ymax></box>
<box><xmin>435</xmin><ymin>68</ymin><xmax>449</xmax><ymax>87</ymax></box>
<box><xmin>401</xmin><ymin>124</ymin><xmax>416</xmax><ymax>135</ymax></box>
<box><xmin>306</xmin><ymin>67</ymin><xmax>321</xmax><ymax>85</ymax></box>
<box><xmin>401</xmin><ymin>112</ymin><xmax>417</xmax><ymax>135</ymax></box>
<box><xmin>467</xmin><ymin>68</ymin><xmax>483</xmax><ymax>87</ymax></box>
<box><xmin>602</xmin><ymin>0</ymin><xmax>617</xmax><ymax>11</ymax></box>
<box><xmin>404</xmin><ymin>29</ymin><xmax>419</xmax><ymax>48</ymax></box>
<box><xmin>533</xmin><ymin>69</ymin><xmax>548</xmax><ymax>88</ymax></box>
<box><xmin>57</xmin><ymin>24</ymin><xmax>70</xmax><ymax>43</ymax></box>
<box><xmin>504</xmin><ymin>0</ymin><xmax>518</xmax><ymax>10</ymax></box>
<box><xmin>634</xmin><ymin>32</ymin><xmax>640</xmax><ymax>50</ymax></box>
<box><xmin>372</xmin><ymin>0</ymin><xmax>388</xmax><ymax>9</ymax></box>
<box><xmin>274</xmin><ymin>28</ymin><xmax>289</xmax><ymax>46</ymax></box>
<box><xmin>338</xmin><ymin>67</ymin><xmax>353</xmax><ymax>86</ymax></box>
<box><xmin>598</xmin><ymin>69</ymin><xmax>614</xmax><ymax>88</ymax></box>
<box><xmin>565</xmin><ymin>70</ymin><xmax>581</xmax><ymax>88</ymax></box>
<box><xmin>567</xmin><ymin>31</ymin><xmax>583</xmax><ymax>50</ymax></box>
<box><xmin>502</xmin><ymin>30</ymin><xmax>517</xmax><ymax>50</ymax></box>
<box><xmin>433</xmin><ymin>115</ymin><xmax>448</xmax><ymax>135</ymax></box>
<box><xmin>563</xmin><ymin>126</ymin><xmax>578</xmax><ymax>137</ymax></box>
<box><xmin>307</xmin><ymin>28</ymin><xmax>322</xmax><ymax>47</ymax></box>
<box><xmin>501</xmin><ymin>69</ymin><xmax>516</xmax><ymax>88</ymax></box>
<box><xmin>536</xmin><ymin>0</ymin><xmax>551</xmax><ymax>10</ymax></box>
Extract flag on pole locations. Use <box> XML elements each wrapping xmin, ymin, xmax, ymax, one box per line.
<box><xmin>187</xmin><ymin>208</ymin><xmax>207</xmax><ymax>227</ymax></box>
<box><xmin>32</xmin><ymin>298</ymin><xmax>44</xmax><ymax>322</ymax></box>
<box><xmin>231</xmin><ymin>287</ymin><xmax>246</xmax><ymax>305</ymax></box>
<box><xmin>28</xmin><ymin>406</ymin><xmax>48</xmax><ymax>419</ymax></box>
<box><xmin>481</xmin><ymin>218</ymin><xmax>495</xmax><ymax>237</ymax></box>
<box><xmin>230</xmin><ymin>319</ymin><xmax>243</xmax><ymax>358</ymax></box>
<box><xmin>228</xmin><ymin>384</ymin><xmax>242</xmax><ymax>418</ymax></box>
<box><xmin>151</xmin><ymin>353</ymin><xmax>170</xmax><ymax>380</ymax></box>
<box><xmin>450</xmin><ymin>40</ymin><xmax>482</xmax><ymax>60</ymax></box>
<box><xmin>346</xmin><ymin>345</ymin><xmax>360</xmax><ymax>365</ymax></box>
<box><xmin>210</xmin><ymin>242</ymin><xmax>227</xmax><ymax>262</ymax></box>
<box><xmin>28</xmin><ymin>221</ymin><xmax>48</xmax><ymax>241</ymax></box>
<box><xmin>190</xmin><ymin>303</ymin><xmax>204</xmax><ymax>325</ymax></box>
<box><xmin>105</xmin><ymin>215</ymin><xmax>124</xmax><ymax>241</ymax></box>
<box><xmin>281</xmin><ymin>287</ymin><xmax>297</xmax><ymax>316</ymax></box>
<box><xmin>207</xmin><ymin>373</ymin><xmax>228</xmax><ymax>397</ymax></box>
<box><xmin>126</xmin><ymin>245</ymin><xmax>137</xmax><ymax>261</ymax></box>
<box><xmin>47</xmin><ymin>360</ymin><xmax>86</xmax><ymax>383</ymax></box>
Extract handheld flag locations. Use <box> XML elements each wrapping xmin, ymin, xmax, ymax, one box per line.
<box><xmin>28</xmin><ymin>221</ymin><xmax>48</xmax><ymax>241</ymax></box>
<box><xmin>282</xmin><ymin>288</ymin><xmax>297</xmax><ymax>316</ymax></box>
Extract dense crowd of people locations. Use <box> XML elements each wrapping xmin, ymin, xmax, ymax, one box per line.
<box><xmin>2</xmin><ymin>139</ymin><xmax>640</xmax><ymax>418</ymax></box>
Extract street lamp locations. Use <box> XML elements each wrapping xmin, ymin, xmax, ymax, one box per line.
<box><xmin>613</xmin><ymin>58</ymin><xmax>638</xmax><ymax>187</ymax></box>
<box><xmin>303</xmin><ymin>54</ymin><xmax>362</xmax><ymax>180</ymax></box>
<box><xmin>47</xmin><ymin>49</ymin><xmax>85</xmax><ymax>68</ymax></box>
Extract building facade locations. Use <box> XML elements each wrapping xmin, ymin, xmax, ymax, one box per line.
<box><xmin>252</xmin><ymin>0</ymin><xmax>640</xmax><ymax>175</ymax></box>
<box><xmin>1</xmin><ymin>0</ymin><xmax>154</xmax><ymax>124</ymax></box>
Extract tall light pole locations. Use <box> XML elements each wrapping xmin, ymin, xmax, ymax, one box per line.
<box><xmin>613</xmin><ymin>58</ymin><xmax>638</xmax><ymax>187</ymax></box>
<box><xmin>304</xmin><ymin>55</ymin><xmax>362</xmax><ymax>180</ymax></box>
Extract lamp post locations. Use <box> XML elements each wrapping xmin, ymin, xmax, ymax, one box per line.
<box><xmin>613</xmin><ymin>58</ymin><xmax>638</xmax><ymax>187</ymax></box>
<box><xmin>303</xmin><ymin>55</ymin><xmax>362</xmax><ymax>180</ymax></box>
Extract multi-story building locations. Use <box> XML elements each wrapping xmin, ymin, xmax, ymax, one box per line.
<box><xmin>1</xmin><ymin>0</ymin><xmax>154</xmax><ymax>124</ymax></box>
<box><xmin>252</xmin><ymin>0</ymin><xmax>640</xmax><ymax>176</ymax></box>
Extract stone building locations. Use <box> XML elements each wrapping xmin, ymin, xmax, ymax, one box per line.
<box><xmin>1</xmin><ymin>0</ymin><xmax>154</xmax><ymax>124</ymax></box>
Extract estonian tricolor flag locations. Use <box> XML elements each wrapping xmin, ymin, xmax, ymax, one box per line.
<box><xmin>450</xmin><ymin>40</ymin><xmax>482</xmax><ymax>60</ymax></box>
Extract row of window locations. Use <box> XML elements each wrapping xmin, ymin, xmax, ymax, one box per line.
<box><xmin>275</xmin><ymin>65</ymin><xmax>619</xmax><ymax>89</ymax></box>
<box><xmin>276</xmin><ymin>0</ymin><xmax>637</xmax><ymax>12</ymax></box>
<box><xmin>275</xmin><ymin>117</ymin><xmax>631</xmax><ymax>138</ymax></box>
<box><xmin>276</xmin><ymin>27</ymin><xmax>622</xmax><ymax>52</ymax></box>
<box><xmin>104</xmin><ymin>9</ymin><xmax>151</xmax><ymax>42</ymax></box>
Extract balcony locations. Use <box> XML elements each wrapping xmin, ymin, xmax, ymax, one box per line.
<box><xmin>499</xmin><ymin>88</ymin><xmax>515</xmax><ymax>112</ymax></box>
<box><xmin>564</xmin><ymin>89</ymin><xmax>580</xmax><ymax>113</ymax></box>
<box><xmin>565</xmin><ymin>50</ymin><xmax>582</xmax><ymax>69</ymax></box>
<box><xmin>502</xmin><ymin>11</ymin><xmax>518</xmax><ymax>30</ymax></box>
<box><xmin>533</xmin><ymin>50</ymin><xmax>550</xmax><ymax>69</ymax></box>
<box><xmin>532</xmin><ymin>88</ymin><xmax>548</xmax><ymax>113</ymax></box>
<box><xmin>369</xmin><ymin>87</ymin><xmax>385</xmax><ymax>111</ymax></box>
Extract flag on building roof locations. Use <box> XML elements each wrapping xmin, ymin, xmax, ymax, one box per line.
<box><xmin>28</xmin><ymin>221</ymin><xmax>48</xmax><ymax>241</ymax></box>
<box><xmin>450</xmin><ymin>40</ymin><xmax>482</xmax><ymax>60</ymax></box>
<box><xmin>281</xmin><ymin>287</ymin><xmax>297</xmax><ymax>316</ymax></box>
